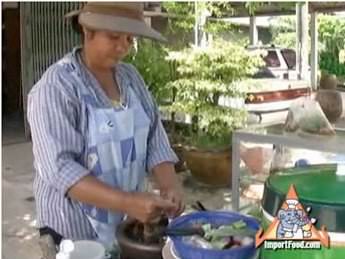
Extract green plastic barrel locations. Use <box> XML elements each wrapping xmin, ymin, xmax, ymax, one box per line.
<box><xmin>260</xmin><ymin>164</ymin><xmax>345</xmax><ymax>259</ymax></box>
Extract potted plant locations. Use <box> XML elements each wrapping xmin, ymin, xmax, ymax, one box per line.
<box><xmin>164</xmin><ymin>40</ymin><xmax>263</xmax><ymax>186</ymax></box>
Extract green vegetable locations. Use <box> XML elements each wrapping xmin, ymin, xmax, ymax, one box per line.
<box><xmin>211</xmin><ymin>238</ymin><xmax>229</xmax><ymax>250</ymax></box>
<box><xmin>202</xmin><ymin>220</ymin><xmax>256</xmax><ymax>241</ymax></box>
<box><xmin>232</xmin><ymin>220</ymin><xmax>247</xmax><ymax>229</ymax></box>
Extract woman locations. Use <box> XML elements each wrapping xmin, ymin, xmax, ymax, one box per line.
<box><xmin>28</xmin><ymin>2</ymin><xmax>183</xmax><ymax>254</ymax></box>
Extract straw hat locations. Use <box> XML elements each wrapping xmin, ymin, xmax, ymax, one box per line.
<box><xmin>65</xmin><ymin>2</ymin><xmax>167</xmax><ymax>42</ymax></box>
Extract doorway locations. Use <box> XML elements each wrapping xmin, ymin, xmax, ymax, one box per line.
<box><xmin>2</xmin><ymin>2</ymin><xmax>25</xmax><ymax>145</ymax></box>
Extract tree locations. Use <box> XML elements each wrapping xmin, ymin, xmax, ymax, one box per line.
<box><xmin>318</xmin><ymin>15</ymin><xmax>345</xmax><ymax>76</ymax></box>
<box><xmin>269</xmin><ymin>15</ymin><xmax>345</xmax><ymax>77</ymax></box>
<box><xmin>164</xmin><ymin>40</ymin><xmax>263</xmax><ymax>148</ymax></box>
<box><xmin>270</xmin><ymin>16</ymin><xmax>296</xmax><ymax>49</ymax></box>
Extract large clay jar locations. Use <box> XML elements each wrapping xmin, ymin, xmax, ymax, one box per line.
<box><xmin>316</xmin><ymin>89</ymin><xmax>343</xmax><ymax>123</ymax></box>
<box><xmin>319</xmin><ymin>73</ymin><xmax>338</xmax><ymax>90</ymax></box>
<box><xmin>183</xmin><ymin>146</ymin><xmax>232</xmax><ymax>187</ymax></box>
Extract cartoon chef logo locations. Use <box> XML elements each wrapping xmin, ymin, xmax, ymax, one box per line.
<box><xmin>276</xmin><ymin>198</ymin><xmax>312</xmax><ymax>239</ymax></box>
<box><xmin>256</xmin><ymin>184</ymin><xmax>330</xmax><ymax>248</ymax></box>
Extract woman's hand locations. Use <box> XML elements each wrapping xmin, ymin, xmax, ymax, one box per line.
<box><xmin>151</xmin><ymin>162</ymin><xmax>185</xmax><ymax>218</ymax></box>
<box><xmin>124</xmin><ymin>192</ymin><xmax>175</xmax><ymax>223</ymax></box>
<box><xmin>160</xmin><ymin>186</ymin><xmax>185</xmax><ymax>218</ymax></box>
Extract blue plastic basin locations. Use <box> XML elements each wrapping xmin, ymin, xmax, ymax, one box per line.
<box><xmin>169</xmin><ymin>211</ymin><xmax>259</xmax><ymax>259</ymax></box>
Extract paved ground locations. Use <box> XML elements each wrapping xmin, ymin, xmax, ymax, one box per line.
<box><xmin>2</xmin><ymin>114</ymin><xmax>41</xmax><ymax>259</ymax></box>
<box><xmin>2</xmin><ymin>144</ymin><xmax>233</xmax><ymax>259</ymax></box>
<box><xmin>2</xmin><ymin>112</ymin><xmax>27</xmax><ymax>145</ymax></box>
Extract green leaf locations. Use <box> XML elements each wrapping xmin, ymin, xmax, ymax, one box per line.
<box><xmin>203</xmin><ymin>220</ymin><xmax>256</xmax><ymax>240</ymax></box>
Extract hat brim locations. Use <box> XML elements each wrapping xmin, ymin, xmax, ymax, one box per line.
<box><xmin>75</xmin><ymin>12</ymin><xmax>167</xmax><ymax>43</ymax></box>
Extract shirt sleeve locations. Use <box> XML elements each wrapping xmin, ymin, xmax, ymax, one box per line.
<box><xmin>124</xmin><ymin>64</ymin><xmax>179</xmax><ymax>172</ymax></box>
<box><xmin>146</xmin><ymin>114</ymin><xmax>179</xmax><ymax>172</ymax></box>
<box><xmin>28</xmin><ymin>82</ymin><xmax>90</xmax><ymax>194</ymax></box>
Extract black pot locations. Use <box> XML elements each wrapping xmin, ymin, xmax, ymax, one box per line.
<box><xmin>116</xmin><ymin>219</ymin><xmax>164</xmax><ymax>259</ymax></box>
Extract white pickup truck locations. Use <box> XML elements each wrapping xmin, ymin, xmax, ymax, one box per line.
<box><xmin>243</xmin><ymin>79</ymin><xmax>310</xmax><ymax>124</ymax></box>
<box><xmin>248</xmin><ymin>45</ymin><xmax>310</xmax><ymax>80</ymax></box>
<box><xmin>243</xmin><ymin>45</ymin><xmax>312</xmax><ymax>123</ymax></box>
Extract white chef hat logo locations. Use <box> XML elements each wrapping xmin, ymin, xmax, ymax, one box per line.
<box><xmin>286</xmin><ymin>199</ymin><xmax>299</xmax><ymax>209</ymax></box>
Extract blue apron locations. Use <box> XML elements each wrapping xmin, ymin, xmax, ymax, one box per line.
<box><xmin>79</xmin><ymin>80</ymin><xmax>150</xmax><ymax>249</ymax></box>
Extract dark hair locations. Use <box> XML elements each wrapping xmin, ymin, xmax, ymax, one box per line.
<box><xmin>71</xmin><ymin>15</ymin><xmax>83</xmax><ymax>35</ymax></box>
<box><xmin>70</xmin><ymin>15</ymin><xmax>97</xmax><ymax>44</ymax></box>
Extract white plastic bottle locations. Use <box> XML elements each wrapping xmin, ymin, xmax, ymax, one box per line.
<box><xmin>56</xmin><ymin>240</ymin><xmax>75</xmax><ymax>259</ymax></box>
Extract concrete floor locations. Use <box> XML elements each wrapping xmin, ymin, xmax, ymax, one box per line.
<box><xmin>2</xmin><ymin>113</ymin><xmax>42</xmax><ymax>259</ymax></box>
<box><xmin>2</xmin><ymin>112</ymin><xmax>27</xmax><ymax>145</ymax></box>
<box><xmin>2</xmin><ymin>141</ymin><xmax>41</xmax><ymax>259</ymax></box>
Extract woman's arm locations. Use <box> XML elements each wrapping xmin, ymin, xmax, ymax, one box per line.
<box><xmin>123</xmin><ymin>64</ymin><xmax>184</xmax><ymax>215</ymax></box>
<box><xmin>68</xmin><ymin>175</ymin><xmax>175</xmax><ymax>222</ymax></box>
<box><xmin>121</xmin><ymin>63</ymin><xmax>184</xmax><ymax>216</ymax></box>
<box><xmin>152</xmin><ymin>162</ymin><xmax>184</xmax><ymax>217</ymax></box>
<box><xmin>144</xmin><ymin>111</ymin><xmax>184</xmax><ymax>217</ymax></box>
<box><xmin>28</xmin><ymin>82</ymin><xmax>89</xmax><ymax>194</ymax></box>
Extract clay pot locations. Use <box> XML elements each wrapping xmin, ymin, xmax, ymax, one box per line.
<box><xmin>316</xmin><ymin>89</ymin><xmax>343</xmax><ymax>123</ymax></box>
<box><xmin>116</xmin><ymin>219</ymin><xmax>164</xmax><ymax>259</ymax></box>
<box><xmin>319</xmin><ymin>74</ymin><xmax>338</xmax><ymax>90</ymax></box>
<box><xmin>183</xmin><ymin>147</ymin><xmax>232</xmax><ymax>187</ymax></box>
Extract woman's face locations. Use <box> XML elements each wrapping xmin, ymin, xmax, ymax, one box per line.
<box><xmin>85</xmin><ymin>29</ymin><xmax>134</xmax><ymax>67</ymax></box>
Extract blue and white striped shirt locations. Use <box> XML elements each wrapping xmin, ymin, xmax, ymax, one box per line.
<box><xmin>27</xmin><ymin>47</ymin><xmax>178</xmax><ymax>240</ymax></box>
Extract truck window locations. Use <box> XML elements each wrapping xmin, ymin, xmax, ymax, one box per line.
<box><xmin>281</xmin><ymin>48</ymin><xmax>296</xmax><ymax>69</ymax></box>
<box><xmin>263</xmin><ymin>50</ymin><xmax>281</xmax><ymax>67</ymax></box>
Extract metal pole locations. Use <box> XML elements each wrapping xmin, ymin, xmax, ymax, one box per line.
<box><xmin>249</xmin><ymin>16</ymin><xmax>258</xmax><ymax>46</ymax></box>
<box><xmin>310</xmin><ymin>12</ymin><xmax>318</xmax><ymax>89</ymax></box>
<box><xmin>232</xmin><ymin>134</ymin><xmax>241</xmax><ymax>211</ymax></box>
<box><xmin>300</xmin><ymin>2</ymin><xmax>309</xmax><ymax>81</ymax></box>
<box><xmin>296</xmin><ymin>2</ymin><xmax>309</xmax><ymax>81</ymax></box>
<box><xmin>20</xmin><ymin>2</ymin><xmax>34</xmax><ymax>139</ymax></box>
<box><xmin>194</xmin><ymin>1</ymin><xmax>198</xmax><ymax>47</ymax></box>
<box><xmin>296</xmin><ymin>3</ymin><xmax>301</xmax><ymax>79</ymax></box>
